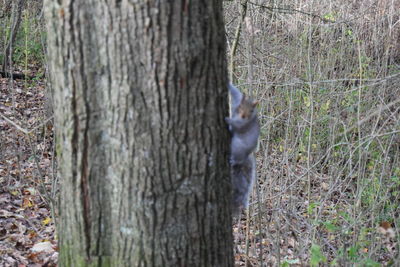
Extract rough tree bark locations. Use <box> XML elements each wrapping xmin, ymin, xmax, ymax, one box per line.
<box><xmin>45</xmin><ymin>1</ymin><xmax>232</xmax><ymax>266</ymax></box>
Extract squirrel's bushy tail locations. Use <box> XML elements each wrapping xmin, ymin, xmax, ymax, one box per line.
<box><xmin>231</xmin><ymin>154</ymin><xmax>256</xmax><ymax>215</ymax></box>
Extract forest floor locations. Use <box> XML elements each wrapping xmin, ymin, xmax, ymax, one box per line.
<box><xmin>0</xmin><ymin>75</ymin><xmax>397</xmax><ymax>266</ymax></box>
<box><xmin>0</xmin><ymin>75</ymin><xmax>57</xmax><ymax>266</ymax></box>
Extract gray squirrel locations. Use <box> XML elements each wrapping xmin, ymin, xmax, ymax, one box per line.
<box><xmin>226</xmin><ymin>83</ymin><xmax>260</xmax><ymax>214</ymax></box>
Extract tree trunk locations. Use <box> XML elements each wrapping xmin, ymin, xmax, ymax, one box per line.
<box><xmin>44</xmin><ymin>1</ymin><xmax>232</xmax><ymax>266</ymax></box>
<box><xmin>2</xmin><ymin>0</ymin><xmax>25</xmax><ymax>73</ymax></box>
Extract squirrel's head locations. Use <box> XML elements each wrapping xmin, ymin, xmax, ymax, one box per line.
<box><xmin>238</xmin><ymin>94</ymin><xmax>259</xmax><ymax>119</ymax></box>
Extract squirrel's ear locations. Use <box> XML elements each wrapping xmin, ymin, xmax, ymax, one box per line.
<box><xmin>241</xmin><ymin>94</ymin><xmax>247</xmax><ymax>103</ymax></box>
<box><xmin>252</xmin><ymin>100</ymin><xmax>259</xmax><ymax>107</ymax></box>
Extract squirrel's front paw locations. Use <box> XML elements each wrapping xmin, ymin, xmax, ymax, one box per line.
<box><xmin>229</xmin><ymin>158</ymin><xmax>238</xmax><ymax>166</ymax></box>
<box><xmin>225</xmin><ymin>117</ymin><xmax>231</xmax><ymax>124</ymax></box>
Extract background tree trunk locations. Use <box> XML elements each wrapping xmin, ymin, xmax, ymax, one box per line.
<box><xmin>45</xmin><ymin>1</ymin><xmax>232</xmax><ymax>266</ymax></box>
<box><xmin>2</xmin><ymin>0</ymin><xmax>25</xmax><ymax>74</ymax></box>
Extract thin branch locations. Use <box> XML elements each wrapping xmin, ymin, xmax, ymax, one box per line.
<box><xmin>0</xmin><ymin>112</ymin><xmax>54</xmax><ymax>135</ymax></box>
<box><xmin>341</xmin><ymin>97</ymin><xmax>400</xmax><ymax>137</ymax></box>
<box><xmin>229</xmin><ymin>0</ymin><xmax>248</xmax><ymax>82</ymax></box>
<box><xmin>248</xmin><ymin>1</ymin><xmax>327</xmax><ymax>22</ymax></box>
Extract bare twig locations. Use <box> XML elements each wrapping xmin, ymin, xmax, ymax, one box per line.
<box><xmin>0</xmin><ymin>112</ymin><xmax>54</xmax><ymax>135</ymax></box>
<box><xmin>229</xmin><ymin>0</ymin><xmax>248</xmax><ymax>82</ymax></box>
